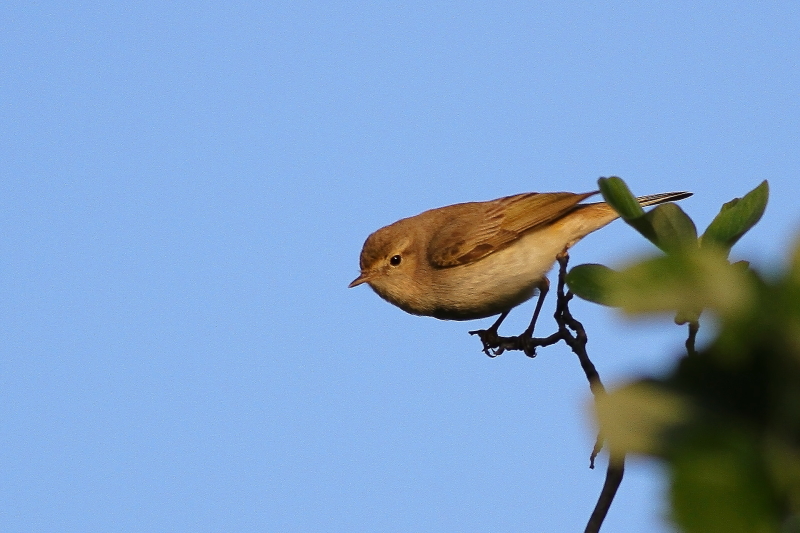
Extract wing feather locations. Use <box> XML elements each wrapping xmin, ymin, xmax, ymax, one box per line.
<box><xmin>428</xmin><ymin>191</ymin><xmax>597</xmax><ymax>267</ymax></box>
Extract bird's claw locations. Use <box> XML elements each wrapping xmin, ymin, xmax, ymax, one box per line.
<box><xmin>520</xmin><ymin>335</ymin><xmax>537</xmax><ymax>358</ymax></box>
<box><xmin>469</xmin><ymin>328</ymin><xmax>503</xmax><ymax>357</ymax></box>
<box><xmin>470</xmin><ymin>328</ymin><xmax>539</xmax><ymax>358</ymax></box>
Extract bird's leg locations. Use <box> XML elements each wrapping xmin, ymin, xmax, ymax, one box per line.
<box><xmin>469</xmin><ymin>279</ymin><xmax>553</xmax><ymax>357</ymax></box>
<box><xmin>487</xmin><ymin>310</ymin><xmax>510</xmax><ymax>334</ymax></box>
<box><xmin>521</xmin><ymin>278</ymin><xmax>550</xmax><ymax>339</ymax></box>
<box><xmin>469</xmin><ymin>310</ymin><xmax>509</xmax><ymax>356</ymax></box>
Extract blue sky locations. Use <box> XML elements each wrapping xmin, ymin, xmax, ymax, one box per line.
<box><xmin>2</xmin><ymin>2</ymin><xmax>798</xmax><ymax>532</ymax></box>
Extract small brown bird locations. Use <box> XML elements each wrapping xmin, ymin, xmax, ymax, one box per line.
<box><xmin>349</xmin><ymin>190</ymin><xmax>691</xmax><ymax>337</ymax></box>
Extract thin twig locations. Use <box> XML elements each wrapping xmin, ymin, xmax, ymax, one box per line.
<box><xmin>686</xmin><ymin>320</ymin><xmax>699</xmax><ymax>356</ymax></box>
<box><xmin>584</xmin><ymin>453</ymin><xmax>625</xmax><ymax>533</ymax></box>
<box><xmin>469</xmin><ymin>251</ymin><xmax>624</xmax><ymax>533</ymax></box>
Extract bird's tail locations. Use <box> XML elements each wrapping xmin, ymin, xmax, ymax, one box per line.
<box><xmin>635</xmin><ymin>191</ymin><xmax>693</xmax><ymax>207</ymax></box>
<box><xmin>560</xmin><ymin>189</ymin><xmax>693</xmax><ymax>244</ymax></box>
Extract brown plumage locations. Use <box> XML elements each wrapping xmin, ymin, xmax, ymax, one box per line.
<box><xmin>350</xmin><ymin>190</ymin><xmax>691</xmax><ymax>325</ymax></box>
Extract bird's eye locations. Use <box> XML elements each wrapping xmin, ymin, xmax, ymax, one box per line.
<box><xmin>389</xmin><ymin>255</ymin><xmax>402</xmax><ymax>266</ymax></box>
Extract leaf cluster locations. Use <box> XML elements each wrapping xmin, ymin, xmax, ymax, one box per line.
<box><xmin>568</xmin><ymin>178</ymin><xmax>800</xmax><ymax>532</ymax></box>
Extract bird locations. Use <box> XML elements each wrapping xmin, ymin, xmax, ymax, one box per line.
<box><xmin>349</xmin><ymin>189</ymin><xmax>692</xmax><ymax>343</ymax></box>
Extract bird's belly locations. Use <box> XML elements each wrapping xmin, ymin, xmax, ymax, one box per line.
<box><xmin>429</xmin><ymin>231</ymin><xmax>564</xmax><ymax>320</ymax></box>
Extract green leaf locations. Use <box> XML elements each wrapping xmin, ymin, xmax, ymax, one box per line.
<box><xmin>789</xmin><ymin>237</ymin><xmax>800</xmax><ymax>288</ymax></box>
<box><xmin>644</xmin><ymin>203</ymin><xmax>698</xmax><ymax>254</ymax></box>
<box><xmin>594</xmin><ymin>382</ymin><xmax>693</xmax><ymax>455</ymax></box>
<box><xmin>597</xmin><ymin>176</ymin><xmax>662</xmax><ymax>250</ymax></box>
<box><xmin>674</xmin><ymin>307</ymin><xmax>701</xmax><ymax>326</ymax></box>
<box><xmin>598</xmin><ymin>176</ymin><xmax>645</xmax><ymax>220</ymax></box>
<box><xmin>569</xmin><ymin>249</ymin><xmax>755</xmax><ymax>319</ymax></box>
<box><xmin>670</xmin><ymin>429</ymin><xmax>780</xmax><ymax>533</ymax></box>
<box><xmin>605</xmin><ymin>249</ymin><xmax>755</xmax><ymax>319</ymax></box>
<box><xmin>765</xmin><ymin>440</ymin><xmax>800</xmax><ymax>528</ymax></box>
<box><xmin>701</xmin><ymin>180</ymin><xmax>769</xmax><ymax>253</ymax></box>
<box><xmin>566</xmin><ymin>264</ymin><xmax>618</xmax><ymax>306</ymax></box>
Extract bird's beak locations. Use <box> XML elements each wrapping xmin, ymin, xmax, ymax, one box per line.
<box><xmin>348</xmin><ymin>271</ymin><xmax>372</xmax><ymax>288</ymax></box>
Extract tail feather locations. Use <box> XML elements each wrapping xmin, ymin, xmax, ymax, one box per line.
<box><xmin>636</xmin><ymin>191</ymin><xmax>693</xmax><ymax>207</ymax></box>
<box><xmin>567</xmin><ymin>190</ymin><xmax>693</xmax><ymax>236</ymax></box>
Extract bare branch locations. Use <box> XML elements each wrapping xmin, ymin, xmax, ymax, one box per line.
<box><xmin>584</xmin><ymin>453</ymin><xmax>625</xmax><ymax>533</ymax></box>
<box><xmin>469</xmin><ymin>252</ymin><xmax>624</xmax><ymax>533</ymax></box>
<box><xmin>686</xmin><ymin>321</ymin><xmax>699</xmax><ymax>356</ymax></box>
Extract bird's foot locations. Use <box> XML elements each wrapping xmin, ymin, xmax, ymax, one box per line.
<box><xmin>469</xmin><ymin>328</ymin><xmax>539</xmax><ymax>358</ymax></box>
<box><xmin>469</xmin><ymin>328</ymin><xmax>503</xmax><ymax>357</ymax></box>
<box><xmin>519</xmin><ymin>333</ymin><xmax>538</xmax><ymax>358</ymax></box>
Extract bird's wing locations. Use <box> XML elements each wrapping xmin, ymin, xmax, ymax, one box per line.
<box><xmin>428</xmin><ymin>191</ymin><xmax>597</xmax><ymax>267</ymax></box>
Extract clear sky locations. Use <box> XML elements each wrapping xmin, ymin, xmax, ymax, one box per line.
<box><xmin>2</xmin><ymin>2</ymin><xmax>798</xmax><ymax>532</ymax></box>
